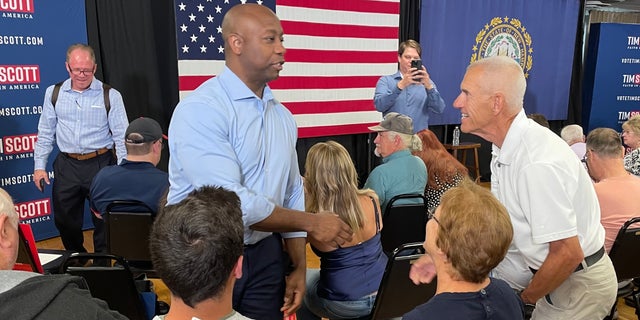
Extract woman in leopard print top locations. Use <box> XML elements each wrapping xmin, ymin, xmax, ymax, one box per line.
<box><xmin>412</xmin><ymin>129</ymin><xmax>470</xmax><ymax>209</ymax></box>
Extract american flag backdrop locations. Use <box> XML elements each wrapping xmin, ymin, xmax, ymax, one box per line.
<box><xmin>174</xmin><ymin>0</ymin><xmax>400</xmax><ymax>138</ymax></box>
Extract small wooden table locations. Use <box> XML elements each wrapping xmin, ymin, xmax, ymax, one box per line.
<box><xmin>444</xmin><ymin>142</ymin><xmax>481</xmax><ymax>180</ymax></box>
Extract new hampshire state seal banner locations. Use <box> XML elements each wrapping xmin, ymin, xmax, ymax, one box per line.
<box><xmin>420</xmin><ymin>0</ymin><xmax>580</xmax><ymax>125</ymax></box>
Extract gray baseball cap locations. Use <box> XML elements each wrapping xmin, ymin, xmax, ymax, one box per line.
<box><xmin>368</xmin><ymin>112</ymin><xmax>414</xmax><ymax>135</ymax></box>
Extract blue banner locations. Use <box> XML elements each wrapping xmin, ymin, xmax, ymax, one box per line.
<box><xmin>420</xmin><ymin>0</ymin><xmax>581</xmax><ymax>125</ymax></box>
<box><xmin>583</xmin><ymin>23</ymin><xmax>640</xmax><ymax>134</ymax></box>
<box><xmin>0</xmin><ymin>0</ymin><xmax>87</xmax><ymax>240</ymax></box>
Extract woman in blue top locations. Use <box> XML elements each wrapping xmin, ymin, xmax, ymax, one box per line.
<box><xmin>297</xmin><ymin>141</ymin><xmax>387</xmax><ymax>320</ymax></box>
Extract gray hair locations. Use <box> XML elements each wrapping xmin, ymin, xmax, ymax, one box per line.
<box><xmin>387</xmin><ymin>131</ymin><xmax>423</xmax><ymax>151</ymax></box>
<box><xmin>0</xmin><ymin>188</ymin><xmax>18</xmax><ymax>229</ymax></box>
<box><xmin>623</xmin><ymin>115</ymin><xmax>640</xmax><ymax>135</ymax></box>
<box><xmin>468</xmin><ymin>55</ymin><xmax>526</xmax><ymax>113</ymax></box>
<box><xmin>560</xmin><ymin>124</ymin><xmax>584</xmax><ymax>145</ymax></box>
<box><xmin>586</xmin><ymin>128</ymin><xmax>624</xmax><ymax>159</ymax></box>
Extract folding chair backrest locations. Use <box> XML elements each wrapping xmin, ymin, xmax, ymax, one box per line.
<box><xmin>608</xmin><ymin>216</ymin><xmax>640</xmax><ymax>281</ymax></box>
<box><xmin>105</xmin><ymin>200</ymin><xmax>154</xmax><ymax>263</ymax></box>
<box><xmin>62</xmin><ymin>253</ymin><xmax>147</xmax><ymax>320</ymax></box>
<box><xmin>370</xmin><ymin>242</ymin><xmax>437</xmax><ymax>319</ymax></box>
<box><xmin>381</xmin><ymin>194</ymin><xmax>428</xmax><ymax>254</ymax></box>
<box><xmin>14</xmin><ymin>223</ymin><xmax>44</xmax><ymax>273</ymax></box>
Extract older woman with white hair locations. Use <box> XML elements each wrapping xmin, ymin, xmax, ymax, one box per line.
<box><xmin>621</xmin><ymin>115</ymin><xmax>640</xmax><ymax>176</ymax></box>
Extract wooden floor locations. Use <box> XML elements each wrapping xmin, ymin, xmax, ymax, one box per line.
<box><xmin>37</xmin><ymin>231</ymin><xmax>637</xmax><ymax>319</ymax></box>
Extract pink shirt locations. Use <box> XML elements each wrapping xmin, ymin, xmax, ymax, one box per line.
<box><xmin>594</xmin><ymin>173</ymin><xmax>640</xmax><ymax>252</ymax></box>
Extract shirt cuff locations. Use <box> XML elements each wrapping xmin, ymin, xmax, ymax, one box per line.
<box><xmin>281</xmin><ymin>231</ymin><xmax>307</xmax><ymax>239</ymax></box>
<box><xmin>34</xmin><ymin>160</ymin><xmax>46</xmax><ymax>171</ymax></box>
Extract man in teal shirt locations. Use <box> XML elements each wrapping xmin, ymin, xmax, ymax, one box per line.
<box><xmin>364</xmin><ymin>112</ymin><xmax>427</xmax><ymax>212</ymax></box>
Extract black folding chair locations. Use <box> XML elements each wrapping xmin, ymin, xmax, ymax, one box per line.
<box><xmin>367</xmin><ymin>242</ymin><xmax>437</xmax><ymax>319</ymax></box>
<box><xmin>61</xmin><ymin>253</ymin><xmax>149</xmax><ymax>320</ymax></box>
<box><xmin>605</xmin><ymin>217</ymin><xmax>640</xmax><ymax>319</ymax></box>
<box><xmin>105</xmin><ymin>200</ymin><xmax>155</xmax><ymax>275</ymax></box>
<box><xmin>380</xmin><ymin>194</ymin><xmax>428</xmax><ymax>255</ymax></box>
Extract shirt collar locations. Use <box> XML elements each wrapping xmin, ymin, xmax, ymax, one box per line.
<box><xmin>87</xmin><ymin>77</ymin><xmax>101</xmax><ymax>90</ymax></box>
<box><xmin>493</xmin><ymin>109</ymin><xmax>528</xmax><ymax>166</ymax></box>
<box><xmin>383</xmin><ymin>148</ymin><xmax>411</xmax><ymax>163</ymax></box>
<box><xmin>218</xmin><ymin>66</ymin><xmax>276</xmax><ymax>104</ymax></box>
<box><xmin>62</xmin><ymin>77</ymin><xmax>99</xmax><ymax>92</ymax></box>
<box><xmin>120</xmin><ymin>159</ymin><xmax>155</xmax><ymax>167</ymax></box>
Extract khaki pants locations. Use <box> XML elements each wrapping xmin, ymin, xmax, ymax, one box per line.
<box><xmin>531</xmin><ymin>255</ymin><xmax>618</xmax><ymax>320</ymax></box>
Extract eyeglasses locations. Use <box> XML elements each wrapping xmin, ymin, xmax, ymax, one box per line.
<box><xmin>427</xmin><ymin>207</ymin><xmax>442</xmax><ymax>226</ymax></box>
<box><xmin>581</xmin><ymin>151</ymin><xmax>590</xmax><ymax>169</ymax></box>
<box><xmin>582</xmin><ymin>149</ymin><xmax>592</xmax><ymax>163</ymax></box>
<box><xmin>69</xmin><ymin>68</ymin><xmax>94</xmax><ymax>76</ymax></box>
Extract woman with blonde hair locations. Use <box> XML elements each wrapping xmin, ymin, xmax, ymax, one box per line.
<box><xmin>412</xmin><ymin>129</ymin><xmax>469</xmax><ymax>209</ymax></box>
<box><xmin>622</xmin><ymin>115</ymin><xmax>640</xmax><ymax>176</ymax></box>
<box><xmin>298</xmin><ymin>141</ymin><xmax>387</xmax><ymax>320</ymax></box>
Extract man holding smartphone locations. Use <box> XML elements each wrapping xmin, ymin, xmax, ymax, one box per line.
<box><xmin>374</xmin><ymin>39</ymin><xmax>445</xmax><ymax>133</ymax></box>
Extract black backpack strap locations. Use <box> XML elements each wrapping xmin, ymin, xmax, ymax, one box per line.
<box><xmin>102</xmin><ymin>83</ymin><xmax>114</xmax><ymax>156</ymax></box>
<box><xmin>102</xmin><ymin>82</ymin><xmax>111</xmax><ymax>117</ymax></box>
<box><xmin>102</xmin><ymin>83</ymin><xmax>111</xmax><ymax>115</ymax></box>
<box><xmin>50</xmin><ymin>81</ymin><xmax>64</xmax><ymax>108</ymax></box>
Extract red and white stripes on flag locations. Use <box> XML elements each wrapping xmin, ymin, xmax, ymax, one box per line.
<box><xmin>177</xmin><ymin>0</ymin><xmax>400</xmax><ymax>138</ymax></box>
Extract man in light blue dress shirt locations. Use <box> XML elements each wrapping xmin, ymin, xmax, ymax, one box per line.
<box><xmin>33</xmin><ymin>44</ymin><xmax>128</xmax><ymax>255</ymax></box>
<box><xmin>167</xmin><ymin>4</ymin><xmax>352</xmax><ymax>320</ymax></box>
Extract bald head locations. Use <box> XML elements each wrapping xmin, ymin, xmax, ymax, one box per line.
<box><xmin>468</xmin><ymin>56</ymin><xmax>526</xmax><ymax>115</ymax></box>
<box><xmin>220</xmin><ymin>3</ymin><xmax>285</xmax><ymax>97</ymax></box>
<box><xmin>222</xmin><ymin>4</ymin><xmax>279</xmax><ymax>46</ymax></box>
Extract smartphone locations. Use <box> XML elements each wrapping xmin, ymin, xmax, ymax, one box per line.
<box><xmin>39</xmin><ymin>178</ymin><xmax>45</xmax><ymax>193</ymax></box>
<box><xmin>411</xmin><ymin>59</ymin><xmax>422</xmax><ymax>70</ymax></box>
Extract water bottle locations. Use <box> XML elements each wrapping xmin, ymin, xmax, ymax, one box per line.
<box><xmin>452</xmin><ymin>126</ymin><xmax>460</xmax><ymax>146</ymax></box>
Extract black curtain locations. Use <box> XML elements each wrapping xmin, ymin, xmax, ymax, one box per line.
<box><xmin>296</xmin><ymin>135</ymin><xmax>371</xmax><ymax>187</ymax></box>
<box><xmin>400</xmin><ymin>0</ymin><xmax>421</xmax><ymax>42</ymax></box>
<box><xmin>85</xmin><ymin>0</ymin><xmax>178</xmax><ymax>171</ymax></box>
<box><xmin>566</xmin><ymin>0</ymin><xmax>587</xmax><ymax>127</ymax></box>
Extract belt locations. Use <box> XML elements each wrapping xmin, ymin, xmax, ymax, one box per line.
<box><xmin>530</xmin><ymin>246</ymin><xmax>605</xmax><ymax>274</ymax></box>
<box><xmin>63</xmin><ymin>147</ymin><xmax>110</xmax><ymax>161</ymax></box>
<box><xmin>575</xmin><ymin>246</ymin><xmax>605</xmax><ymax>272</ymax></box>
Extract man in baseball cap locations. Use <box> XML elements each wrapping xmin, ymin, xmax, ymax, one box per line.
<box><xmin>125</xmin><ymin>117</ymin><xmax>164</xmax><ymax>143</ymax></box>
<box><xmin>364</xmin><ymin>112</ymin><xmax>427</xmax><ymax>212</ymax></box>
<box><xmin>89</xmin><ymin>117</ymin><xmax>169</xmax><ymax>252</ymax></box>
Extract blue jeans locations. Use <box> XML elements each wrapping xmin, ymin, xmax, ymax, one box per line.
<box><xmin>297</xmin><ymin>269</ymin><xmax>376</xmax><ymax>320</ymax></box>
